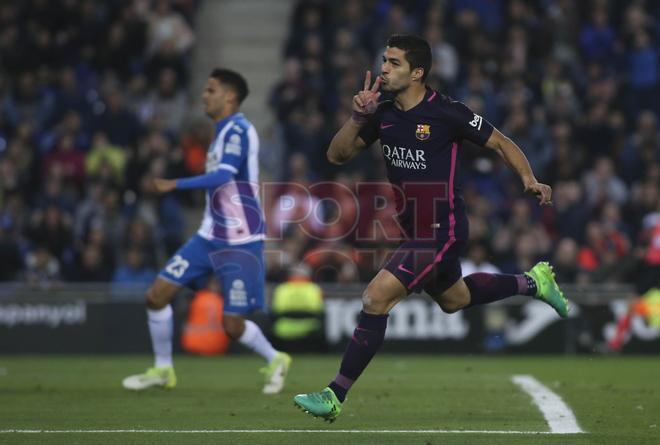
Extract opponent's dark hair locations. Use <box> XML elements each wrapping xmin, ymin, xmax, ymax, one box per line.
<box><xmin>386</xmin><ymin>34</ymin><xmax>432</xmax><ymax>82</ymax></box>
<box><xmin>210</xmin><ymin>68</ymin><xmax>249</xmax><ymax>104</ymax></box>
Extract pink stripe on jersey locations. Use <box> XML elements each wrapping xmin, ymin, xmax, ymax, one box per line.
<box><xmin>447</xmin><ymin>142</ymin><xmax>457</xmax><ymax>238</ymax></box>
<box><xmin>407</xmin><ymin>142</ymin><xmax>458</xmax><ymax>289</ymax></box>
<box><xmin>427</xmin><ymin>90</ymin><xmax>437</xmax><ymax>102</ymax></box>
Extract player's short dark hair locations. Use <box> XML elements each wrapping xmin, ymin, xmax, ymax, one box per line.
<box><xmin>386</xmin><ymin>34</ymin><xmax>432</xmax><ymax>82</ymax></box>
<box><xmin>210</xmin><ymin>68</ymin><xmax>249</xmax><ymax>104</ymax></box>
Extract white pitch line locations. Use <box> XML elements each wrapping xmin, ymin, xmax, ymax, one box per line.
<box><xmin>0</xmin><ymin>429</ymin><xmax>576</xmax><ymax>435</ymax></box>
<box><xmin>512</xmin><ymin>374</ymin><xmax>584</xmax><ymax>434</ymax></box>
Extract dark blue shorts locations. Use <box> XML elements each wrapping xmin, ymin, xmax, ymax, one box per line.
<box><xmin>384</xmin><ymin>238</ymin><xmax>467</xmax><ymax>295</ymax></box>
<box><xmin>158</xmin><ymin>235</ymin><xmax>265</xmax><ymax>315</ymax></box>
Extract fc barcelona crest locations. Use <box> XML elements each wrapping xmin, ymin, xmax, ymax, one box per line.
<box><xmin>416</xmin><ymin>124</ymin><xmax>431</xmax><ymax>140</ymax></box>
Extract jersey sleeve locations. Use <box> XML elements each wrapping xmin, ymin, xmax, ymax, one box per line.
<box><xmin>445</xmin><ymin>100</ymin><xmax>494</xmax><ymax>146</ymax></box>
<box><xmin>218</xmin><ymin>125</ymin><xmax>249</xmax><ymax>174</ymax></box>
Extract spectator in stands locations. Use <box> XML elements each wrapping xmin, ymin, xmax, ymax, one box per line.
<box><xmin>583</xmin><ymin>157</ymin><xmax>628</xmax><ymax>209</ymax></box>
<box><xmin>70</xmin><ymin>243</ymin><xmax>113</xmax><ymax>282</ymax></box>
<box><xmin>552</xmin><ymin>237</ymin><xmax>581</xmax><ymax>284</ymax></box>
<box><xmin>24</xmin><ymin>245</ymin><xmax>60</xmax><ymax>290</ymax></box>
<box><xmin>147</xmin><ymin>0</ymin><xmax>195</xmax><ymax>56</ymax></box>
<box><xmin>461</xmin><ymin>243</ymin><xmax>500</xmax><ymax>276</ymax></box>
<box><xmin>92</xmin><ymin>89</ymin><xmax>141</xmax><ymax>148</ymax></box>
<box><xmin>112</xmin><ymin>247</ymin><xmax>157</xmax><ymax>285</ymax></box>
<box><xmin>0</xmin><ymin>216</ymin><xmax>22</xmax><ymax>281</ymax></box>
<box><xmin>25</xmin><ymin>203</ymin><xmax>73</xmax><ymax>263</ymax></box>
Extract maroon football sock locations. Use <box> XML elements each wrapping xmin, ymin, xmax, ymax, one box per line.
<box><xmin>465</xmin><ymin>273</ymin><xmax>534</xmax><ymax>308</ymax></box>
<box><xmin>328</xmin><ymin>311</ymin><xmax>388</xmax><ymax>402</ymax></box>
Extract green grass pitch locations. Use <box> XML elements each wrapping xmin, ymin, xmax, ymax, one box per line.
<box><xmin>0</xmin><ymin>355</ymin><xmax>658</xmax><ymax>444</ymax></box>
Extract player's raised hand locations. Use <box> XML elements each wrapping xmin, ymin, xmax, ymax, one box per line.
<box><xmin>352</xmin><ymin>70</ymin><xmax>381</xmax><ymax>117</ymax></box>
<box><xmin>525</xmin><ymin>182</ymin><xmax>553</xmax><ymax>206</ymax></box>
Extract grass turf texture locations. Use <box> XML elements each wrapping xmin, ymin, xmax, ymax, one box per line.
<box><xmin>0</xmin><ymin>355</ymin><xmax>658</xmax><ymax>445</ymax></box>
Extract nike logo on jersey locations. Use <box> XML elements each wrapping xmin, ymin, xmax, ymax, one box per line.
<box><xmin>380</xmin><ymin>122</ymin><xmax>395</xmax><ymax>129</ymax></box>
<box><xmin>397</xmin><ymin>264</ymin><xmax>415</xmax><ymax>275</ymax></box>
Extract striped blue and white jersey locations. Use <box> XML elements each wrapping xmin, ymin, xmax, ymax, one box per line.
<box><xmin>197</xmin><ymin>112</ymin><xmax>265</xmax><ymax>245</ymax></box>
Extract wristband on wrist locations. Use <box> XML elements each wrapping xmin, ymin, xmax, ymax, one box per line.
<box><xmin>351</xmin><ymin>111</ymin><xmax>369</xmax><ymax>124</ymax></box>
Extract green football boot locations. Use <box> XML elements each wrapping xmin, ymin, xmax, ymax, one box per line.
<box><xmin>525</xmin><ymin>261</ymin><xmax>569</xmax><ymax>317</ymax></box>
<box><xmin>260</xmin><ymin>352</ymin><xmax>292</xmax><ymax>394</ymax></box>
<box><xmin>122</xmin><ymin>366</ymin><xmax>177</xmax><ymax>390</ymax></box>
<box><xmin>294</xmin><ymin>387</ymin><xmax>342</xmax><ymax>423</ymax></box>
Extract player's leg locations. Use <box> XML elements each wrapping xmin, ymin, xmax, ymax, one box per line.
<box><xmin>122</xmin><ymin>277</ymin><xmax>180</xmax><ymax>390</ymax></box>
<box><xmin>294</xmin><ymin>268</ymin><xmax>407</xmax><ymax>421</ymax></box>
<box><xmin>123</xmin><ymin>236</ymin><xmax>212</xmax><ymax>390</ymax></box>
<box><xmin>211</xmin><ymin>242</ymin><xmax>292</xmax><ymax>394</ymax></box>
<box><xmin>427</xmin><ymin>258</ymin><xmax>568</xmax><ymax>317</ymax></box>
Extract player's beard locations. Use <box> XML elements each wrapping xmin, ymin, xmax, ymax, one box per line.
<box><xmin>382</xmin><ymin>80</ymin><xmax>408</xmax><ymax>95</ymax></box>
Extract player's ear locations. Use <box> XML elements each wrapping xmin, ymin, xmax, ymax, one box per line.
<box><xmin>411</xmin><ymin>68</ymin><xmax>424</xmax><ymax>82</ymax></box>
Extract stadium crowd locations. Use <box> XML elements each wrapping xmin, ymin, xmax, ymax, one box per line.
<box><xmin>0</xmin><ymin>0</ymin><xmax>659</xmax><ymax>294</ymax></box>
<box><xmin>0</xmin><ymin>0</ymin><xmax>201</xmax><ymax>288</ymax></box>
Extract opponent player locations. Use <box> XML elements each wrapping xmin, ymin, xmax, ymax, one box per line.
<box><xmin>294</xmin><ymin>35</ymin><xmax>568</xmax><ymax>421</ymax></box>
<box><xmin>122</xmin><ymin>68</ymin><xmax>291</xmax><ymax>394</ymax></box>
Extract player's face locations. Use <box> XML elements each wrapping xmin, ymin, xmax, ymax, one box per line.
<box><xmin>379</xmin><ymin>47</ymin><xmax>417</xmax><ymax>94</ymax></box>
<box><xmin>202</xmin><ymin>78</ymin><xmax>229</xmax><ymax>119</ymax></box>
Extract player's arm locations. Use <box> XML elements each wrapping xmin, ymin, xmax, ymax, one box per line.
<box><xmin>484</xmin><ymin>128</ymin><xmax>552</xmax><ymax>205</ymax></box>
<box><xmin>327</xmin><ymin>71</ymin><xmax>381</xmax><ymax>165</ymax></box>
<box><xmin>151</xmin><ymin>168</ymin><xmax>234</xmax><ymax>193</ymax></box>
<box><xmin>152</xmin><ymin>127</ymin><xmax>247</xmax><ymax>193</ymax></box>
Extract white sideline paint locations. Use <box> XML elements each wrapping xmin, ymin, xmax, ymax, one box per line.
<box><xmin>512</xmin><ymin>374</ymin><xmax>584</xmax><ymax>434</ymax></box>
<box><xmin>0</xmin><ymin>429</ymin><xmax>575</xmax><ymax>435</ymax></box>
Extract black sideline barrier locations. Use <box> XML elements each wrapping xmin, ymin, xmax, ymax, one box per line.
<box><xmin>0</xmin><ymin>283</ymin><xmax>658</xmax><ymax>354</ymax></box>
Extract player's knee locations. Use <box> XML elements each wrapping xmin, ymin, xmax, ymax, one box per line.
<box><xmin>222</xmin><ymin>316</ymin><xmax>245</xmax><ymax>340</ymax></box>
<box><xmin>438</xmin><ymin>300</ymin><xmax>463</xmax><ymax>314</ymax></box>
<box><xmin>145</xmin><ymin>286</ymin><xmax>168</xmax><ymax>309</ymax></box>
<box><xmin>437</xmin><ymin>294</ymin><xmax>469</xmax><ymax>314</ymax></box>
<box><xmin>361</xmin><ymin>284</ymin><xmax>388</xmax><ymax>314</ymax></box>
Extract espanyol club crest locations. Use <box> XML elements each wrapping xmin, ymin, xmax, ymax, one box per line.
<box><xmin>416</xmin><ymin>124</ymin><xmax>431</xmax><ymax>140</ymax></box>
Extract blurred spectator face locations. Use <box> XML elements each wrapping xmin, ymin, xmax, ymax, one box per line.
<box><xmin>552</xmin><ymin>122</ymin><xmax>572</xmax><ymax>142</ymax></box>
<box><xmin>17</xmin><ymin>72</ymin><xmax>37</xmax><ymax>101</ymax></box>
<box><xmin>554</xmin><ymin>238</ymin><xmax>578</xmax><ymax>267</ymax></box>
<box><xmin>59</xmin><ymin>67</ymin><xmax>77</xmax><ymax>92</ymax></box>
<box><xmin>601</xmin><ymin>202</ymin><xmax>621</xmax><ymax>226</ymax></box>
<box><xmin>592</xmin><ymin>9</ymin><xmax>608</xmax><ymax>28</ymax></box>
<box><xmin>594</xmin><ymin>157</ymin><xmax>615</xmax><ymax>180</ymax></box>
<box><xmin>108</xmin><ymin>23</ymin><xmax>126</xmax><ymax>48</ymax></box>
<box><xmin>586</xmin><ymin>221</ymin><xmax>604</xmax><ymax>247</ymax></box>
<box><xmin>156</xmin><ymin>70</ymin><xmax>177</xmax><ymax>98</ymax></box>
<box><xmin>514</xmin><ymin>231</ymin><xmax>537</xmax><ymax>260</ymax></box>
<box><xmin>155</xmin><ymin>0</ymin><xmax>171</xmax><ymax>16</ymax></box>
<box><xmin>44</xmin><ymin>206</ymin><xmax>62</xmax><ymax>229</ymax></box>
<box><xmin>82</xmin><ymin>245</ymin><xmax>102</xmax><ymax>269</ymax></box>
<box><xmin>302</xmin><ymin>7</ymin><xmax>321</xmax><ymax>30</ymax></box>
<box><xmin>34</xmin><ymin>247</ymin><xmax>53</xmax><ymax>270</ymax></box>
<box><xmin>467</xmin><ymin>243</ymin><xmax>488</xmax><ymax>265</ymax></box>
<box><xmin>106</xmin><ymin>90</ymin><xmax>124</xmax><ymax>113</ymax></box>
<box><xmin>511</xmin><ymin>199</ymin><xmax>531</xmax><ymax>224</ymax></box>
<box><xmin>127</xmin><ymin>219</ymin><xmax>151</xmax><ymax>245</ymax></box>
<box><xmin>61</xmin><ymin>111</ymin><xmax>82</xmax><ymax>133</ymax></box>
<box><xmin>88</xmin><ymin>224</ymin><xmax>107</xmax><ymax>246</ymax></box>
<box><xmin>625</xmin><ymin>5</ymin><xmax>647</xmax><ymax>30</ymax></box>
<box><xmin>126</xmin><ymin>248</ymin><xmax>145</xmax><ymax>270</ymax></box>
<box><xmin>288</xmin><ymin>153</ymin><xmax>308</xmax><ymax>179</ymax></box>
<box><xmin>58</xmin><ymin>133</ymin><xmax>76</xmax><ymax>152</ymax></box>
<box><xmin>283</xmin><ymin>58</ymin><xmax>302</xmax><ymax>83</ymax></box>
<box><xmin>634</xmin><ymin>30</ymin><xmax>650</xmax><ymax>49</ymax></box>
<box><xmin>637</xmin><ymin>111</ymin><xmax>657</xmax><ymax>138</ymax></box>
<box><xmin>303</xmin><ymin>34</ymin><xmax>322</xmax><ymax>58</ymax></box>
